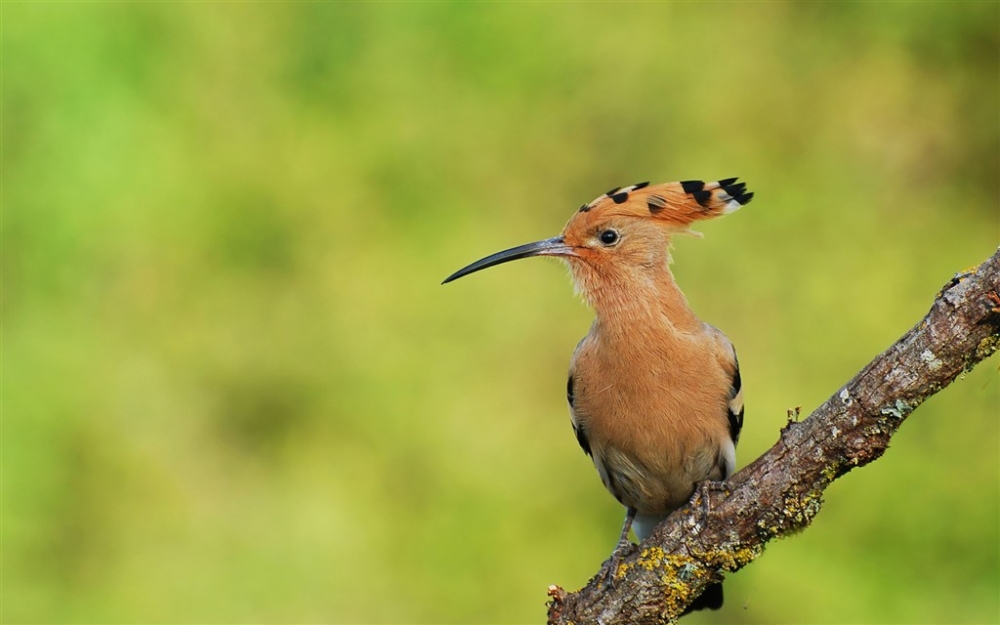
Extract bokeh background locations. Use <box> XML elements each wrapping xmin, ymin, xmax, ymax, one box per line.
<box><xmin>4</xmin><ymin>2</ymin><xmax>998</xmax><ymax>624</ymax></box>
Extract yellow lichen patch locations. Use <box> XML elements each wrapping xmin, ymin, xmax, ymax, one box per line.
<box><xmin>660</xmin><ymin>571</ymin><xmax>697</xmax><ymax>620</ymax></box>
<box><xmin>614</xmin><ymin>547</ymin><xmax>717</xmax><ymax>620</ymax></box>
<box><xmin>708</xmin><ymin>544</ymin><xmax>760</xmax><ymax>571</ymax></box>
<box><xmin>781</xmin><ymin>489</ymin><xmax>824</xmax><ymax>527</ymax></box>
<box><xmin>821</xmin><ymin>463</ymin><xmax>839</xmax><ymax>482</ymax></box>
<box><xmin>755</xmin><ymin>516</ymin><xmax>786</xmax><ymax>539</ymax></box>
<box><xmin>615</xmin><ymin>546</ymin><xmax>695</xmax><ymax>580</ymax></box>
<box><xmin>659</xmin><ymin>556</ymin><xmax>710</xmax><ymax>620</ymax></box>
<box><xmin>637</xmin><ymin>546</ymin><xmax>667</xmax><ymax>570</ymax></box>
<box><xmin>974</xmin><ymin>334</ymin><xmax>1000</xmax><ymax>363</ymax></box>
<box><xmin>687</xmin><ymin>541</ymin><xmax>762</xmax><ymax>573</ymax></box>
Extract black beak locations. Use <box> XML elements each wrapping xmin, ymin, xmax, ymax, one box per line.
<box><xmin>442</xmin><ymin>236</ymin><xmax>575</xmax><ymax>284</ymax></box>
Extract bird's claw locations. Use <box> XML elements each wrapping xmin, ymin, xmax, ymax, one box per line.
<box><xmin>695</xmin><ymin>480</ymin><xmax>731</xmax><ymax>525</ymax></box>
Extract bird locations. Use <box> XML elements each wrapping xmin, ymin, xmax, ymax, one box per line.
<box><xmin>443</xmin><ymin>178</ymin><xmax>751</xmax><ymax>613</ymax></box>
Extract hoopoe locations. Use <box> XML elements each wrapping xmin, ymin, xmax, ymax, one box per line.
<box><xmin>443</xmin><ymin>179</ymin><xmax>752</xmax><ymax>612</ymax></box>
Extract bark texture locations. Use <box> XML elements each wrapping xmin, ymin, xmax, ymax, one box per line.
<box><xmin>547</xmin><ymin>248</ymin><xmax>1000</xmax><ymax>625</ymax></box>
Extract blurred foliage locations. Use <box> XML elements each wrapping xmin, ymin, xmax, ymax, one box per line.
<box><xmin>3</xmin><ymin>3</ymin><xmax>998</xmax><ymax>624</ymax></box>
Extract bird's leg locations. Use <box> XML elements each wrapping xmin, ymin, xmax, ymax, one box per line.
<box><xmin>597</xmin><ymin>506</ymin><xmax>637</xmax><ymax>587</ymax></box>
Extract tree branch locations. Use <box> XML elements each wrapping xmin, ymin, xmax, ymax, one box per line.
<box><xmin>547</xmin><ymin>248</ymin><xmax>1000</xmax><ymax>625</ymax></box>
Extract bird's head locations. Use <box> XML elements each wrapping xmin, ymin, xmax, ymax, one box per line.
<box><xmin>443</xmin><ymin>178</ymin><xmax>753</xmax><ymax>301</ymax></box>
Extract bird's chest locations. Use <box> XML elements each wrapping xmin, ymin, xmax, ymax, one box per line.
<box><xmin>570</xmin><ymin>333</ymin><xmax>728</xmax><ymax>458</ymax></box>
<box><xmin>569</xmin><ymin>333</ymin><xmax>731</xmax><ymax>512</ymax></box>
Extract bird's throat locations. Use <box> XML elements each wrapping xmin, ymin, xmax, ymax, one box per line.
<box><xmin>575</xmin><ymin>263</ymin><xmax>702</xmax><ymax>337</ymax></box>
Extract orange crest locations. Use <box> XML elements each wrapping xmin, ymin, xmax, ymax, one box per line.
<box><xmin>575</xmin><ymin>178</ymin><xmax>753</xmax><ymax>230</ymax></box>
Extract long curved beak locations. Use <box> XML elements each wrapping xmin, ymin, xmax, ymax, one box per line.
<box><xmin>442</xmin><ymin>236</ymin><xmax>575</xmax><ymax>284</ymax></box>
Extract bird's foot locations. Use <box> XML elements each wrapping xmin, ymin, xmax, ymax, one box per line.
<box><xmin>694</xmin><ymin>480</ymin><xmax>731</xmax><ymax>526</ymax></box>
<box><xmin>595</xmin><ymin>537</ymin><xmax>635</xmax><ymax>588</ymax></box>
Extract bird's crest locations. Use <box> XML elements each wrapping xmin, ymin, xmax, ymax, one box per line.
<box><xmin>577</xmin><ymin>178</ymin><xmax>754</xmax><ymax>230</ymax></box>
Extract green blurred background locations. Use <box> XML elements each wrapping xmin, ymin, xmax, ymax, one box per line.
<box><xmin>4</xmin><ymin>2</ymin><xmax>998</xmax><ymax>623</ymax></box>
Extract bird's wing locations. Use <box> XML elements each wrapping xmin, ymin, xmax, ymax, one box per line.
<box><xmin>707</xmin><ymin>326</ymin><xmax>743</xmax><ymax>478</ymax></box>
<box><xmin>566</xmin><ymin>370</ymin><xmax>592</xmax><ymax>457</ymax></box>
<box><xmin>567</xmin><ymin>337</ymin><xmax>593</xmax><ymax>458</ymax></box>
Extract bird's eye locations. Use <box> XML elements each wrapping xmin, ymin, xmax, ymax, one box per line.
<box><xmin>599</xmin><ymin>229</ymin><xmax>619</xmax><ymax>246</ymax></box>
